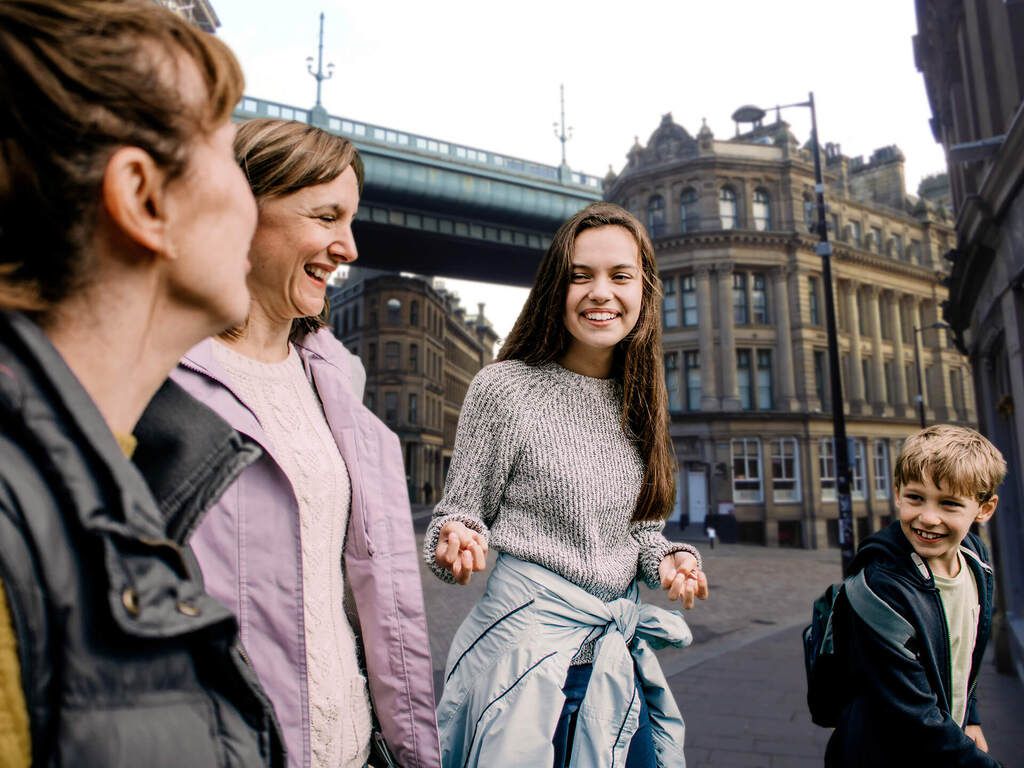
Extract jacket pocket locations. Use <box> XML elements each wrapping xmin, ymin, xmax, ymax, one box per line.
<box><xmin>59</xmin><ymin>694</ymin><xmax>225</xmax><ymax>768</ymax></box>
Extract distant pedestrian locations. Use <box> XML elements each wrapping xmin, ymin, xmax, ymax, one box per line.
<box><xmin>0</xmin><ymin>1</ymin><xmax>283</xmax><ymax>765</ymax></box>
<box><xmin>423</xmin><ymin>480</ymin><xmax>434</xmax><ymax>504</ymax></box>
<box><xmin>426</xmin><ymin>202</ymin><xmax>709</xmax><ymax>767</ymax></box>
<box><xmin>139</xmin><ymin>119</ymin><xmax>439</xmax><ymax>768</ymax></box>
<box><xmin>706</xmin><ymin>526</ymin><xmax>717</xmax><ymax>549</ymax></box>
<box><xmin>821</xmin><ymin>425</ymin><xmax>1005</xmax><ymax>767</ymax></box>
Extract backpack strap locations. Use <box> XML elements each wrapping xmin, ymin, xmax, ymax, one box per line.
<box><xmin>844</xmin><ymin>570</ymin><xmax>917</xmax><ymax>660</ymax></box>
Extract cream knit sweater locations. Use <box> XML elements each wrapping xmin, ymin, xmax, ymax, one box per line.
<box><xmin>214</xmin><ymin>342</ymin><xmax>371</xmax><ymax>768</ymax></box>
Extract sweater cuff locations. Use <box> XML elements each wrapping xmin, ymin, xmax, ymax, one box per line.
<box><xmin>423</xmin><ymin>512</ymin><xmax>491</xmax><ymax>583</ymax></box>
<box><xmin>638</xmin><ymin>540</ymin><xmax>703</xmax><ymax>589</ymax></box>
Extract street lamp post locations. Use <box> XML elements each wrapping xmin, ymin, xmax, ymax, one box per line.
<box><xmin>912</xmin><ymin>321</ymin><xmax>951</xmax><ymax>429</ymax></box>
<box><xmin>733</xmin><ymin>93</ymin><xmax>855</xmax><ymax>576</ymax></box>
<box><xmin>306</xmin><ymin>12</ymin><xmax>334</xmax><ymax>111</ymax></box>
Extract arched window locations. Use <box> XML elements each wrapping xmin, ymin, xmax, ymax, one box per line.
<box><xmin>719</xmin><ymin>186</ymin><xmax>738</xmax><ymax>229</ymax></box>
<box><xmin>647</xmin><ymin>194</ymin><xmax>666</xmax><ymax>237</ymax></box>
<box><xmin>679</xmin><ymin>187</ymin><xmax>699</xmax><ymax>233</ymax></box>
<box><xmin>752</xmin><ymin>188</ymin><xmax>771</xmax><ymax>231</ymax></box>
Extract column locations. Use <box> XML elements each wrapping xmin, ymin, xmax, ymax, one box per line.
<box><xmin>695</xmin><ymin>265</ymin><xmax>719</xmax><ymax>411</ymax></box>
<box><xmin>910</xmin><ymin>299</ymin><xmax>932</xmax><ymax>421</ymax></box>
<box><xmin>773</xmin><ymin>266</ymin><xmax>798</xmax><ymax>411</ymax></box>
<box><xmin>865</xmin><ymin>285</ymin><xmax>885</xmax><ymax>414</ymax></box>
<box><xmin>844</xmin><ymin>280</ymin><xmax>866</xmax><ymax>413</ymax></box>
<box><xmin>889</xmin><ymin>292</ymin><xmax>910</xmax><ymax>415</ymax></box>
<box><xmin>716</xmin><ymin>263</ymin><xmax>742</xmax><ymax>410</ymax></box>
<box><xmin>933</xmin><ymin>312</ymin><xmax>954</xmax><ymax>421</ymax></box>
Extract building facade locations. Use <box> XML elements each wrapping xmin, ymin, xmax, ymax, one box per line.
<box><xmin>605</xmin><ymin>113</ymin><xmax>971</xmax><ymax>549</ymax></box>
<box><xmin>915</xmin><ymin>0</ymin><xmax>1024</xmax><ymax>681</ymax></box>
<box><xmin>152</xmin><ymin>0</ymin><xmax>220</xmax><ymax>32</ymax></box>
<box><xmin>329</xmin><ymin>270</ymin><xmax>498</xmax><ymax>503</ymax></box>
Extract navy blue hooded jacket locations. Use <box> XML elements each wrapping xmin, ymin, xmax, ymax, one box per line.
<box><xmin>825</xmin><ymin>521</ymin><xmax>1000</xmax><ymax>767</ymax></box>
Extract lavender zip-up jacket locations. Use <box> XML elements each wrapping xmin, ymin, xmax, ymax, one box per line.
<box><xmin>171</xmin><ymin>331</ymin><xmax>441</xmax><ymax>768</ymax></box>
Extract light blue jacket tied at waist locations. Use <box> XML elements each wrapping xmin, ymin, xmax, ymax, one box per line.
<box><xmin>439</xmin><ymin>554</ymin><xmax>692</xmax><ymax>768</ymax></box>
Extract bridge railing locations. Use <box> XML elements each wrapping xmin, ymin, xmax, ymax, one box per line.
<box><xmin>235</xmin><ymin>95</ymin><xmax>604</xmax><ymax>191</ymax></box>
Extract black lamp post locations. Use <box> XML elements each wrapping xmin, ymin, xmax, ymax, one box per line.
<box><xmin>733</xmin><ymin>92</ymin><xmax>855</xmax><ymax>576</ymax></box>
<box><xmin>913</xmin><ymin>321</ymin><xmax>951</xmax><ymax>428</ymax></box>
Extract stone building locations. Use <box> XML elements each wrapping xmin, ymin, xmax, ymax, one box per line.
<box><xmin>915</xmin><ymin>0</ymin><xmax>1024</xmax><ymax>680</ymax></box>
<box><xmin>604</xmin><ymin>113</ymin><xmax>971</xmax><ymax>549</ymax></box>
<box><xmin>328</xmin><ymin>269</ymin><xmax>498</xmax><ymax>503</ymax></box>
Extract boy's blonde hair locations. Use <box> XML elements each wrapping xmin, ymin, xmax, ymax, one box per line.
<box><xmin>894</xmin><ymin>424</ymin><xmax>1007</xmax><ymax>502</ymax></box>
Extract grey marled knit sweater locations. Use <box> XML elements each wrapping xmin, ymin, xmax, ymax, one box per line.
<box><xmin>423</xmin><ymin>359</ymin><xmax>700</xmax><ymax>602</ymax></box>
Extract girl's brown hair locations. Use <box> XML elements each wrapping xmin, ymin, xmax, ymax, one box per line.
<box><xmin>0</xmin><ymin>0</ymin><xmax>244</xmax><ymax>314</ymax></box>
<box><xmin>230</xmin><ymin>118</ymin><xmax>365</xmax><ymax>342</ymax></box>
<box><xmin>498</xmin><ymin>202</ymin><xmax>676</xmax><ymax>522</ymax></box>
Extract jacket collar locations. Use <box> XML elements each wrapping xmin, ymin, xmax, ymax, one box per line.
<box><xmin>133</xmin><ymin>378</ymin><xmax>262</xmax><ymax>542</ymax></box>
<box><xmin>852</xmin><ymin>520</ymin><xmax>992</xmax><ymax>587</ymax></box>
<box><xmin>0</xmin><ymin>311</ymin><xmax>165</xmax><ymax>539</ymax></box>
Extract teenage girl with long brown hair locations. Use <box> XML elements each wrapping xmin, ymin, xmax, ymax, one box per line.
<box><xmin>424</xmin><ymin>202</ymin><xmax>709</xmax><ymax>767</ymax></box>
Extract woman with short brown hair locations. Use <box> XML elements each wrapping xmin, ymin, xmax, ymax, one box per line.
<box><xmin>0</xmin><ymin>1</ymin><xmax>283</xmax><ymax>765</ymax></box>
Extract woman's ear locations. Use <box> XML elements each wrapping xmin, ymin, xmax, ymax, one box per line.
<box><xmin>100</xmin><ymin>147</ymin><xmax>171</xmax><ymax>257</ymax></box>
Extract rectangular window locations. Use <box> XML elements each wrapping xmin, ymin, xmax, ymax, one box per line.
<box><xmin>850</xmin><ymin>220</ymin><xmax>862</xmax><ymax>248</ymax></box>
<box><xmin>733</xmin><ymin>272</ymin><xmax>749</xmax><ymax>325</ymax></box>
<box><xmin>409</xmin><ymin>343</ymin><xmax>419</xmax><ymax>373</ymax></box>
<box><xmin>366</xmin><ymin>343</ymin><xmax>377</xmax><ymax>373</ymax></box>
<box><xmin>772</xmin><ymin>437</ymin><xmax>801</xmax><ymax>503</ymax></box>
<box><xmin>756</xmin><ymin>350</ymin><xmax>773</xmax><ymax>410</ymax></box>
<box><xmin>950</xmin><ymin>368</ymin><xmax>966</xmax><ymax>419</ymax></box>
<box><xmin>365</xmin><ymin>391</ymin><xmax>376</xmax><ymax>413</ymax></box>
<box><xmin>410</xmin><ymin>301</ymin><xmax>419</xmax><ymax>326</ymax></box>
<box><xmin>737</xmin><ymin>349</ymin><xmax>752</xmax><ymax>410</ymax></box>
<box><xmin>731</xmin><ymin>438</ymin><xmax>763</xmax><ymax>503</ymax></box>
<box><xmin>681</xmin><ymin>275</ymin><xmax>698</xmax><ymax>327</ymax></box>
<box><xmin>819</xmin><ymin>439</ymin><xmax>836</xmax><ymax>501</ymax></box>
<box><xmin>893</xmin><ymin>234</ymin><xmax>905</xmax><ymax>260</ymax></box>
<box><xmin>408</xmin><ymin>393</ymin><xmax>418</xmax><ymax>425</ymax></box>
<box><xmin>662</xmin><ymin>276</ymin><xmax>679</xmax><ymax>328</ymax></box>
<box><xmin>910</xmin><ymin>239</ymin><xmax>923</xmax><ymax>265</ymax></box>
<box><xmin>752</xmin><ymin>273</ymin><xmax>768</xmax><ymax>324</ymax></box>
<box><xmin>684</xmin><ymin>351</ymin><xmax>701</xmax><ymax>411</ymax></box>
<box><xmin>871</xmin><ymin>226</ymin><xmax>883</xmax><ymax>254</ymax></box>
<box><xmin>664</xmin><ymin>352</ymin><xmax>681</xmax><ymax>412</ymax></box>
<box><xmin>384</xmin><ymin>391</ymin><xmax>398</xmax><ymax>423</ymax></box>
<box><xmin>873</xmin><ymin>440</ymin><xmax>890</xmax><ymax>499</ymax></box>
<box><xmin>808</xmin><ymin>277</ymin><xmax>821</xmax><ymax>326</ymax></box>
<box><xmin>814</xmin><ymin>350</ymin><xmax>828</xmax><ymax>410</ymax></box>
<box><xmin>851</xmin><ymin>439</ymin><xmax>866</xmax><ymax>499</ymax></box>
<box><xmin>384</xmin><ymin>341</ymin><xmax>400</xmax><ymax>370</ymax></box>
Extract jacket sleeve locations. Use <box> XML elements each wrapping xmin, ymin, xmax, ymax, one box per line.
<box><xmin>845</xmin><ymin>569</ymin><xmax>999</xmax><ymax>767</ymax></box>
<box><xmin>630</xmin><ymin>521</ymin><xmax>702</xmax><ymax>589</ymax></box>
<box><xmin>0</xmin><ymin>581</ymin><xmax>30</xmax><ymax>768</ymax></box>
<box><xmin>422</xmin><ymin>365</ymin><xmax>523</xmax><ymax>582</ymax></box>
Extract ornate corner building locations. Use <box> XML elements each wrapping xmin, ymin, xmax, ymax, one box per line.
<box><xmin>605</xmin><ymin>113</ymin><xmax>972</xmax><ymax>549</ymax></box>
<box><xmin>915</xmin><ymin>0</ymin><xmax>1024</xmax><ymax>681</ymax></box>
<box><xmin>328</xmin><ymin>269</ymin><xmax>499</xmax><ymax>504</ymax></box>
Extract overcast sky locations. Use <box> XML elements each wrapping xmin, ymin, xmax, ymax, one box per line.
<box><xmin>211</xmin><ymin>0</ymin><xmax>945</xmax><ymax>342</ymax></box>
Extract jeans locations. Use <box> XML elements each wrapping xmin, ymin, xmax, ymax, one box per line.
<box><xmin>551</xmin><ymin>663</ymin><xmax>657</xmax><ymax>768</ymax></box>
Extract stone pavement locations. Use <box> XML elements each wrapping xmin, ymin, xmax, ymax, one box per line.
<box><xmin>413</xmin><ymin>513</ymin><xmax>1024</xmax><ymax>766</ymax></box>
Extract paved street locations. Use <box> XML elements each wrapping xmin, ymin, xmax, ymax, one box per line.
<box><xmin>413</xmin><ymin>509</ymin><xmax>1024</xmax><ymax>766</ymax></box>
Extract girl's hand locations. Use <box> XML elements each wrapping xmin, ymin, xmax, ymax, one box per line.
<box><xmin>658</xmin><ymin>552</ymin><xmax>709</xmax><ymax>609</ymax></box>
<box><xmin>434</xmin><ymin>521</ymin><xmax>488</xmax><ymax>585</ymax></box>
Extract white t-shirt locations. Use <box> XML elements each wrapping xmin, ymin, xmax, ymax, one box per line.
<box><xmin>933</xmin><ymin>550</ymin><xmax>981</xmax><ymax>727</ymax></box>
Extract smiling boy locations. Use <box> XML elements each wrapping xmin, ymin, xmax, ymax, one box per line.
<box><xmin>825</xmin><ymin>425</ymin><xmax>1007</xmax><ymax>767</ymax></box>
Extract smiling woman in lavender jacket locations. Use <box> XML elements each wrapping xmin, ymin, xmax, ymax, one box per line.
<box><xmin>165</xmin><ymin>119</ymin><xmax>440</xmax><ymax>768</ymax></box>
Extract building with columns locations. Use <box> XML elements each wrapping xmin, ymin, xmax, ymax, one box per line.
<box><xmin>915</xmin><ymin>0</ymin><xmax>1024</xmax><ymax>680</ymax></box>
<box><xmin>605</xmin><ymin>113</ymin><xmax>972</xmax><ymax>548</ymax></box>
<box><xmin>328</xmin><ymin>269</ymin><xmax>498</xmax><ymax>504</ymax></box>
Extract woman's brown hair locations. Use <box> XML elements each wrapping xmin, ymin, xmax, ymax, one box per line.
<box><xmin>230</xmin><ymin>118</ymin><xmax>365</xmax><ymax>342</ymax></box>
<box><xmin>0</xmin><ymin>0</ymin><xmax>245</xmax><ymax>314</ymax></box>
<box><xmin>498</xmin><ymin>202</ymin><xmax>676</xmax><ymax>522</ymax></box>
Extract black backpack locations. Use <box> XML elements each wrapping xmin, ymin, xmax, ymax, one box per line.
<box><xmin>803</xmin><ymin>569</ymin><xmax>918</xmax><ymax>727</ymax></box>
